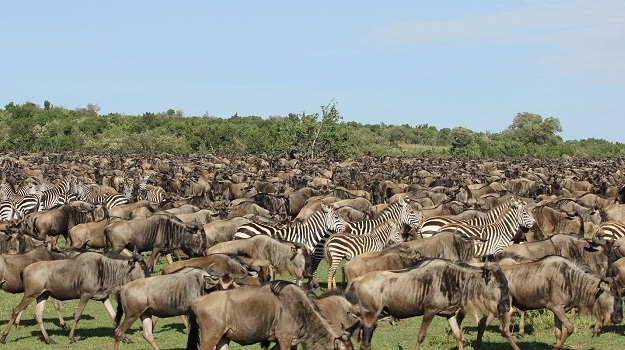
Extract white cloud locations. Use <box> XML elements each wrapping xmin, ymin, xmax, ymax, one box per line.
<box><xmin>373</xmin><ymin>0</ymin><xmax>625</xmax><ymax>85</ymax></box>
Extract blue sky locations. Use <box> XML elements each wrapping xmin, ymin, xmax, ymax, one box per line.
<box><xmin>2</xmin><ymin>1</ymin><xmax>623</xmax><ymax>142</ymax></box>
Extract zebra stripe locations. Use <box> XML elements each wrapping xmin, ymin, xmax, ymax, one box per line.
<box><xmin>439</xmin><ymin>202</ymin><xmax>534</xmax><ymax>258</ymax></box>
<box><xmin>233</xmin><ymin>204</ymin><xmax>346</xmax><ymax>252</ymax></box>
<box><xmin>346</xmin><ymin>196</ymin><xmax>422</xmax><ymax>236</ymax></box>
<box><xmin>75</xmin><ymin>182</ymin><xmax>129</xmax><ymax>209</ymax></box>
<box><xmin>417</xmin><ymin>197</ymin><xmax>518</xmax><ymax>237</ymax></box>
<box><xmin>324</xmin><ymin>219</ymin><xmax>403</xmax><ymax>289</ymax></box>
<box><xmin>0</xmin><ymin>200</ymin><xmax>19</xmax><ymax>221</ymax></box>
<box><xmin>138</xmin><ymin>182</ymin><xmax>167</xmax><ymax>204</ymax></box>
<box><xmin>594</xmin><ymin>222</ymin><xmax>625</xmax><ymax>240</ymax></box>
<box><xmin>38</xmin><ymin>176</ymin><xmax>77</xmax><ymax>211</ymax></box>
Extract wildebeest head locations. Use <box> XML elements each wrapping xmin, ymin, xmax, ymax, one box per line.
<box><xmin>289</xmin><ymin>242</ymin><xmax>312</xmax><ymax>279</ymax></box>
<box><xmin>482</xmin><ymin>264</ymin><xmax>511</xmax><ymax>317</ymax></box>
<box><xmin>595</xmin><ymin>277</ymin><xmax>623</xmax><ymax>326</ymax></box>
<box><xmin>128</xmin><ymin>251</ymin><xmax>151</xmax><ymax>280</ymax></box>
<box><xmin>180</xmin><ymin>223</ymin><xmax>208</xmax><ymax>258</ymax></box>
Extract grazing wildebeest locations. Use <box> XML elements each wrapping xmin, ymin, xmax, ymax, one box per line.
<box><xmin>342</xmin><ymin>229</ymin><xmax>479</xmax><ymax>290</ymax></box>
<box><xmin>489</xmin><ymin>256</ymin><xmax>623</xmax><ymax>350</ymax></box>
<box><xmin>0</xmin><ymin>252</ymin><xmax>150</xmax><ymax>345</ymax></box>
<box><xmin>346</xmin><ymin>258</ymin><xmax>512</xmax><ymax>350</ymax></box>
<box><xmin>207</xmin><ymin>235</ymin><xmax>311</xmax><ymax>281</ymax></box>
<box><xmin>104</xmin><ymin>214</ymin><xmax>207</xmax><ymax>270</ymax></box>
<box><xmin>186</xmin><ymin>280</ymin><xmax>354</xmax><ymax>350</ymax></box>
<box><xmin>113</xmin><ymin>266</ymin><xmax>246</xmax><ymax>350</ymax></box>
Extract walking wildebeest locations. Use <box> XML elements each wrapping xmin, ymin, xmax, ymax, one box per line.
<box><xmin>104</xmin><ymin>214</ymin><xmax>207</xmax><ymax>270</ymax></box>
<box><xmin>113</xmin><ymin>266</ymin><xmax>246</xmax><ymax>350</ymax></box>
<box><xmin>342</xmin><ymin>229</ymin><xmax>479</xmax><ymax>290</ymax></box>
<box><xmin>346</xmin><ymin>258</ymin><xmax>512</xmax><ymax>350</ymax></box>
<box><xmin>22</xmin><ymin>202</ymin><xmax>98</xmax><ymax>246</ymax></box>
<box><xmin>0</xmin><ymin>246</ymin><xmax>80</xmax><ymax>329</ymax></box>
<box><xmin>480</xmin><ymin>256</ymin><xmax>623</xmax><ymax>350</ymax></box>
<box><xmin>186</xmin><ymin>280</ymin><xmax>354</xmax><ymax>350</ymax></box>
<box><xmin>0</xmin><ymin>251</ymin><xmax>150</xmax><ymax>345</ymax></box>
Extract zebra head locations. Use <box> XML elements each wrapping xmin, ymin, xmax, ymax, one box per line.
<box><xmin>385</xmin><ymin>219</ymin><xmax>403</xmax><ymax>245</ymax></box>
<box><xmin>319</xmin><ymin>204</ymin><xmax>346</xmax><ymax>233</ymax></box>
<box><xmin>511</xmin><ymin>201</ymin><xmax>534</xmax><ymax>229</ymax></box>
<box><xmin>397</xmin><ymin>196</ymin><xmax>423</xmax><ymax>230</ymax></box>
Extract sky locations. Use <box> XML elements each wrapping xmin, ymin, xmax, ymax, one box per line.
<box><xmin>1</xmin><ymin>1</ymin><xmax>623</xmax><ymax>142</ymax></box>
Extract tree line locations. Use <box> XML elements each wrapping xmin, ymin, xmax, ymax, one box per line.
<box><xmin>1</xmin><ymin>101</ymin><xmax>623</xmax><ymax>160</ymax></box>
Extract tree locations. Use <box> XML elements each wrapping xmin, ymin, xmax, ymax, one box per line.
<box><xmin>504</xmin><ymin>112</ymin><xmax>562</xmax><ymax>145</ymax></box>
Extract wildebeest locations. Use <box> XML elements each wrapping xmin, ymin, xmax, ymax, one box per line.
<box><xmin>202</xmin><ymin>216</ymin><xmax>252</xmax><ymax>248</ymax></box>
<box><xmin>104</xmin><ymin>214</ymin><xmax>207</xmax><ymax>270</ymax></box>
<box><xmin>67</xmin><ymin>216</ymin><xmax>120</xmax><ymax>250</ymax></box>
<box><xmin>207</xmin><ymin>235</ymin><xmax>311</xmax><ymax>281</ymax></box>
<box><xmin>0</xmin><ymin>251</ymin><xmax>150</xmax><ymax>344</ymax></box>
<box><xmin>113</xmin><ymin>266</ymin><xmax>244</xmax><ymax>350</ymax></box>
<box><xmin>22</xmin><ymin>203</ymin><xmax>98</xmax><ymax>245</ymax></box>
<box><xmin>346</xmin><ymin>258</ymin><xmax>511</xmax><ymax>350</ymax></box>
<box><xmin>487</xmin><ymin>256</ymin><xmax>623</xmax><ymax>350</ymax></box>
<box><xmin>107</xmin><ymin>200</ymin><xmax>153</xmax><ymax>220</ymax></box>
<box><xmin>186</xmin><ymin>280</ymin><xmax>354</xmax><ymax>350</ymax></box>
<box><xmin>494</xmin><ymin>233</ymin><xmax>617</xmax><ymax>277</ymax></box>
<box><xmin>342</xmin><ymin>229</ymin><xmax>480</xmax><ymax>290</ymax></box>
<box><xmin>531</xmin><ymin>204</ymin><xmax>584</xmax><ymax>236</ymax></box>
<box><xmin>0</xmin><ymin>246</ymin><xmax>80</xmax><ymax>329</ymax></box>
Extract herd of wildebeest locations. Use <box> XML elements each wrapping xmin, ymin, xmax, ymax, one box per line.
<box><xmin>2</xmin><ymin>151</ymin><xmax>625</xmax><ymax>349</ymax></box>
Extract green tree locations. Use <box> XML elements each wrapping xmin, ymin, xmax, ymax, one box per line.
<box><xmin>504</xmin><ymin>112</ymin><xmax>562</xmax><ymax>145</ymax></box>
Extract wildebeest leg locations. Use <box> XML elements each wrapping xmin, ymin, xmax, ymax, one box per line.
<box><xmin>103</xmin><ymin>298</ymin><xmax>116</xmax><ymax>321</ymax></box>
<box><xmin>165</xmin><ymin>253</ymin><xmax>174</xmax><ymax>265</ymax></box>
<box><xmin>446</xmin><ymin>315</ymin><xmax>464</xmax><ymax>350</ymax></box>
<box><xmin>34</xmin><ymin>296</ymin><xmax>57</xmax><ymax>344</ymax></box>
<box><xmin>113</xmin><ymin>310</ymin><xmax>141</xmax><ymax>350</ymax></box>
<box><xmin>68</xmin><ymin>294</ymin><xmax>91</xmax><ymax>343</ymax></box>
<box><xmin>498</xmin><ymin>312</ymin><xmax>520</xmax><ymax>350</ymax></box>
<box><xmin>215</xmin><ymin>337</ymin><xmax>231</xmax><ymax>350</ymax></box>
<box><xmin>141</xmin><ymin>313</ymin><xmax>161</xmax><ymax>350</ymax></box>
<box><xmin>147</xmin><ymin>249</ymin><xmax>161</xmax><ymax>271</ymax></box>
<box><xmin>359</xmin><ymin>312</ymin><xmax>378</xmax><ymax>350</ymax></box>
<box><xmin>551</xmin><ymin>306</ymin><xmax>574</xmax><ymax>350</ymax></box>
<box><xmin>414</xmin><ymin>312</ymin><xmax>436</xmax><ymax>350</ymax></box>
<box><xmin>518</xmin><ymin>310</ymin><xmax>526</xmax><ymax>336</ymax></box>
<box><xmin>50</xmin><ymin>298</ymin><xmax>67</xmax><ymax>329</ymax></box>
<box><xmin>0</xmin><ymin>292</ymin><xmax>38</xmax><ymax>343</ymax></box>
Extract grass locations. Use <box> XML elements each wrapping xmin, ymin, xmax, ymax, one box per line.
<box><xmin>1</xmin><ymin>257</ymin><xmax>624</xmax><ymax>350</ymax></box>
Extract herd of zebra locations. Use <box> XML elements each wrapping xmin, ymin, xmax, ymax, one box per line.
<box><xmin>3</xmin><ymin>152</ymin><xmax>625</xmax><ymax>349</ymax></box>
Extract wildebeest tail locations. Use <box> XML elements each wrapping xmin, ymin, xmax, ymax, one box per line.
<box><xmin>114</xmin><ymin>291</ymin><xmax>124</xmax><ymax>327</ymax></box>
<box><xmin>186</xmin><ymin>307</ymin><xmax>199</xmax><ymax>350</ymax></box>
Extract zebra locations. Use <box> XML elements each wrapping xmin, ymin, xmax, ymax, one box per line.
<box><xmin>37</xmin><ymin>176</ymin><xmax>77</xmax><ymax>211</ymax></box>
<box><xmin>324</xmin><ymin>219</ymin><xmax>403</xmax><ymax>289</ymax></box>
<box><xmin>233</xmin><ymin>204</ymin><xmax>346</xmax><ymax>251</ymax></box>
<box><xmin>137</xmin><ymin>178</ymin><xmax>167</xmax><ymax>204</ymax></box>
<box><xmin>594</xmin><ymin>221</ymin><xmax>625</xmax><ymax>241</ymax></box>
<box><xmin>417</xmin><ymin>197</ymin><xmax>521</xmax><ymax>237</ymax></box>
<box><xmin>346</xmin><ymin>196</ymin><xmax>423</xmax><ymax>236</ymax></box>
<box><xmin>74</xmin><ymin>181</ymin><xmax>129</xmax><ymax>209</ymax></box>
<box><xmin>304</xmin><ymin>195</ymin><xmax>421</xmax><ymax>287</ymax></box>
<box><xmin>439</xmin><ymin>201</ymin><xmax>534</xmax><ymax>258</ymax></box>
<box><xmin>0</xmin><ymin>179</ymin><xmax>41</xmax><ymax>219</ymax></box>
<box><xmin>233</xmin><ymin>204</ymin><xmax>346</xmax><ymax>286</ymax></box>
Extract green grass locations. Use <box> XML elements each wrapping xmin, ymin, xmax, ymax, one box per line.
<box><xmin>1</xmin><ymin>257</ymin><xmax>624</xmax><ymax>350</ymax></box>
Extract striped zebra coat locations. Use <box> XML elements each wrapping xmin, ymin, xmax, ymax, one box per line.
<box><xmin>346</xmin><ymin>196</ymin><xmax>422</xmax><ymax>236</ymax></box>
<box><xmin>74</xmin><ymin>182</ymin><xmax>129</xmax><ymax>210</ymax></box>
<box><xmin>595</xmin><ymin>221</ymin><xmax>625</xmax><ymax>241</ymax></box>
<box><xmin>232</xmin><ymin>204</ymin><xmax>346</xmax><ymax>252</ymax></box>
<box><xmin>417</xmin><ymin>197</ymin><xmax>519</xmax><ymax>237</ymax></box>
<box><xmin>438</xmin><ymin>201</ymin><xmax>535</xmax><ymax>258</ymax></box>
<box><xmin>324</xmin><ymin>219</ymin><xmax>403</xmax><ymax>289</ymax></box>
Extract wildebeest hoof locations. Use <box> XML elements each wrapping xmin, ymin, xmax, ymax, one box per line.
<box><xmin>0</xmin><ymin>336</ymin><xmax>6</xmax><ymax>344</ymax></box>
<box><xmin>69</xmin><ymin>337</ymin><xmax>76</xmax><ymax>344</ymax></box>
<box><xmin>122</xmin><ymin>336</ymin><xmax>133</xmax><ymax>344</ymax></box>
<box><xmin>45</xmin><ymin>337</ymin><xmax>57</xmax><ymax>344</ymax></box>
